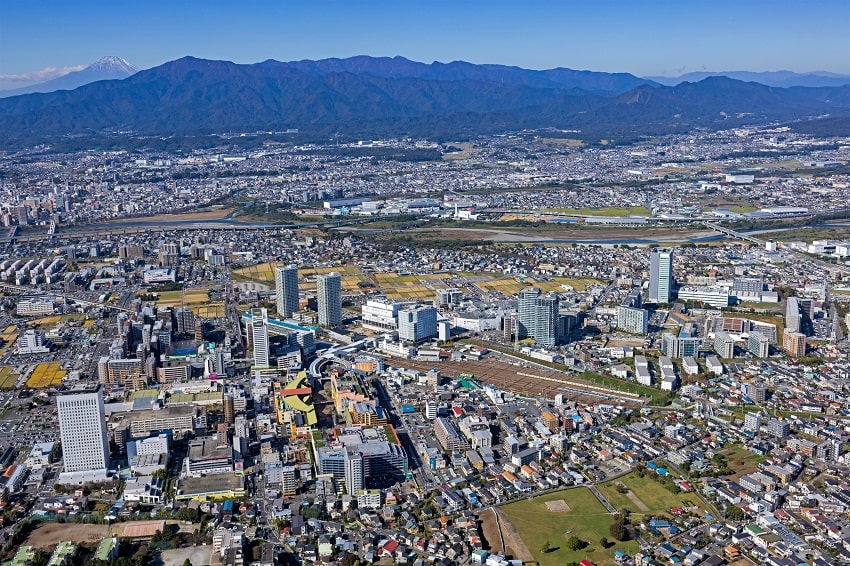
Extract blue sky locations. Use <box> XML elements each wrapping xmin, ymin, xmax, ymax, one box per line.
<box><xmin>1</xmin><ymin>0</ymin><xmax>849</xmax><ymax>86</ymax></box>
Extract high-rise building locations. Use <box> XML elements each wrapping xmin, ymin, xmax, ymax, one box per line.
<box><xmin>317</xmin><ymin>272</ymin><xmax>342</xmax><ymax>328</ymax></box>
<box><xmin>785</xmin><ymin>297</ymin><xmax>801</xmax><ymax>333</ymax></box>
<box><xmin>280</xmin><ymin>465</ymin><xmax>298</xmax><ymax>496</ymax></box>
<box><xmin>175</xmin><ymin>307</ymin><xmax>195</xmax><ymax>336</ymax></box>
<box><xmin>747</xmin><ymin>331</ymin><xmax>770</xmax><ymax>358</ymax></box>
<box><xmin>223</xmin><ymin>394</ymin><xmax>235</xmax><ymax>425</ymax></box>
<box><xmin>661</xmin><ymin>332</ymin><xmax>701</xmax><ymax>359</ymax></box>
<box><xmin>783</xmin><ymin>331</ymin><xmax>807</xmax><ymax>358</ymax></box>
<box><xmin>250</xmin><ymin>308</ymin><xmax>270</xmax><ymax>367</ymax></box>
<box><xmin>344</xmin><ymin>448</ymin><xmax>364</xmax><ymax>495</ymax></box>
<box><xmin>649</xmin><ymin>248</ymin><xmax>674</xmax><ymax>303</ymax></box>
<box><xmin>158</xmin><ymin>241</ymin><xmax>179</xmax><ymax>267</ymax></box>
<box><xmin>617</xmin><ymin>288</ymin><xmax>647</xmax><ymax>335</ymax></box>
<box><xmin>713</xmin><ymin>330</ymin><xmax>735</xmax><ymax>359</ymax></box>
<box><xmin>57</xmin><ymin>385</ymin><xmax>110</xmax><ymax>479</ymax></box>
<box><xmin>768</xmin><ymin>418</ymin><xmax>790</xmax><ymax>438</ymax></box>
<box><xmin>517</xmin><ymin>287</ymin><xmax>559</xmax><ymax>348</ymax></box>
<box><xmin>275</xmin><ymin>265</ymin><xmax>299</xmax><ymax>318</ymax></box>
<box><xmin>397</xmin><ymin>304</ymin><xmax>438</xmax><ymax>343</ymax></box>
<box><xmin>744</xmin><ymin>412</ymin><xmax>762</xmax><ymax>432</ymax></box>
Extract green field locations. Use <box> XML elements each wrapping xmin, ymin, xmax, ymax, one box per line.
<box><xmin>502</xmin><ymin>487</ymin><xmax>639</xmax><ymax>566</ymax></box>
<box><xmin>596</xmin><ymin>471</ymin><xmax>708</xmax><ymax>518</ymax></box>
<box><xmin>719</xmin><ymin>444</ymin><xmax>766</xmax><ymax>480</ymax></box>
<box><xmin>547</xmin><ymin>206</ymin><xmax>651</xmax><ymax>217</ymax></box>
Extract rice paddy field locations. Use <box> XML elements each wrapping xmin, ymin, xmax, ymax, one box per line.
<box><xmin>0</xmin><ymin>325</ymin><xmax>18</xmax><ymax>356</ymax></box>
<box><xmin>477</xmin><ymin>276</ymin><xmax>602</xmax><ymax>295</ymax></box>
<box><xmin>144</xmin><ymin>288</ymin><xmax>225</xmax><ymax>318</ymax></box>
<box><xmin>232</xmin><ymin>262</ymin><xmax>601</xmax><ymax>302</ymax></box>
<box><xmin>26</xmin><ymin>362</ymin><xmax>66</xmax><ymax>388</ymax></box>
<box><xmin>0</xmin><ymin>366</ymin><xmax>18</xmax><ymax>389</ymax></box>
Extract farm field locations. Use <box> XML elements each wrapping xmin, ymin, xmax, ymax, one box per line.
<box><xmin>0</xmin><ymin>366</ymin><xmax>17</xmax><ymax>389</ymax></box>
<box><xmin>476</xmin><ymin>276</ymin><xmax>602</xmax><ymax>296</ymax></box>
<box><xmin>145</xmin><ymin>288</ymin><xmax>225</xmax><ymax>318</ymax></box>
<box><xmin>26</xmin><ymin>362</ymin><xmax>66</xmax><ymax>388</ymax></box>
<box><xmin>502</xmin><ymin>487</ymin><xmax>639</xmax><ymax>566</ymax></box>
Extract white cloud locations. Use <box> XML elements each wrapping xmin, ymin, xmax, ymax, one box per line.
<box><xmin>0</xmin><ymin>64</ymin><xmax>86</xmax><ymax>87</ymax></box>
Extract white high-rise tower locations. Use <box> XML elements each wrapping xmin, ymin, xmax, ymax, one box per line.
<box><xmin>250</xmin><ymin>307</ymin><xmax>270</xmax><ymax>367</ymax></box>
<box><xmin>317</xmin><ymin>272</ymin><xmax>342</xmax><ymax>328</ymax></box>
<box><xmin>57</xmin><ymin>385</ymin><xmax>110</xmax><ymax>481</ymax></box>
<box><xmin>649</xmin><ymin>248</ymin><xmax>674</xmax><ymax>303</ymax></box>
<box><xmin>275</xmin><ymin>265</ymin><xmax>299</xmax><ymax>318</ymax></box>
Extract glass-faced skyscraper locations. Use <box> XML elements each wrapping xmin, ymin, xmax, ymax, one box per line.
<box><xmin>275</xmin><ymin>264</ymin><xmax>299</xmax><ymax>318</ymax></box>
<box><xmin>649</xmin><ymin>248</ymin><xmax>674</xmax><ymax>303</ymax></box>
<box><xmin>317</xmin><ymin>272</ymin><xmax>342</xmax><ymax>328</ymax></box>
<box><xmin>517</xmin><ymin>287</ymin><xmax>559</xmax><ymax>348</ymax></box>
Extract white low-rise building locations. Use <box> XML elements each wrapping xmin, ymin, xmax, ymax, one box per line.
<box><xmin>123</xmin><ymin>475</ymin><xmax>164</xmax><ymax>504</ymax></box>
<box><xmin>25</xmin><ymin>442</ymin><xmax>55</xmax><ymax>470</ymax></box>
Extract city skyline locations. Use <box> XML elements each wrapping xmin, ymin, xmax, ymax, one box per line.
<box><xmin>2</xmin><ymin>0</ymin><xmax>849</xmax><ymax>89</ymax></box>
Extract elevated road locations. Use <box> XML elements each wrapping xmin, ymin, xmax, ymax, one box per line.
<box><xmin>703</xmin><ymin>222</ymin><xmax>765</xmax><ymax>245</ymax></box>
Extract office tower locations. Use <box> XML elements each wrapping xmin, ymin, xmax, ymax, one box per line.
<box><xmin>517</xmin><ymin>287</ymin><xmax>559</xmax><ymax>348</ymax></box>
<box><xmin>617</xmin><ymin>288</ymin><xmax>648</xmax><ymax>335</ymax></box>
<box><xmin>783</xmin><ymin>331</ymin><xmax>806</xmax><ymax>358</ymax></box>
<box><xmin>747</xmin><ymin>331</ymin><xmax>770</xmax><ymax>358</ymax></box>
<box><xmin>397</xmin><ymin>304</ymin><xmax>438</xmax><ymax>343</ymax></box>
<box><xmin>275</xmin><ymin>265</ymin><xmax>299</xmax><ymax>318</ymax></box>
<box><xmin>250</xmin><ymin>308</ymin><xmax>270</xmax><ymax>367</ymax></box>
<box><xmin>649</xmin><ymin>248</ymin><xmax>674</xmax><ymax>303</ymax></box>
<box><xmin>56</xmin><ymin>385</ymin><xmax>110</xmax><ymax>476</ymax></box>
<box><xmin>317</xmin><ymin>272</ymin><xmax>342</xmax><ymax>328</ymax></box>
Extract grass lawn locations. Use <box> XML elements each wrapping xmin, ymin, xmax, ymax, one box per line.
<box><xmin>597</xmin><ymin>471</ymin><xmax>707</xmax><ymax>518</ymax></box>
<box><xmin>719</xmin><ymin>444</ymin><xmax>766</xmax><ymax>480</ymax></box>
<box><xmin>502</xmin><ymin>487</ymin><xmax>638</xmax><ymax>566</ymax></box>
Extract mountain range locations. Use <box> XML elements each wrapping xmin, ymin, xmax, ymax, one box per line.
<box><xmin>1</xmin><ymin>56</ymin><xmax>849</xmax><ymax>146</ymax></box>
<box><xmin>646</xmin><ymin>70</ymin><xmax>850</xmax><ymax>88</ymax></box>
<box><xmin>0</xmin><ymin>56</ymin><xmax>138</xmax><ymax>98</ymax></box>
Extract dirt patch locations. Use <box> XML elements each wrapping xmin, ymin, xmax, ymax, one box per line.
<box><xmin>26</xmin><ymin>523</ymin><xmax>110</xmax><ymax>549</ymax></box>
<box><xmin>545</xmin><ymin>499</ymin><xmax>571</xmax><ymax>512</ymax></box>
<box><xmin>478</xmin><ymin>509</ymin><xmax>504</xmax><ymax>553</ymax></box>
<box><xmin>496</xmin><ymin>507</ymin><xmax>534</xmax><ymax>562</ymax></box>
<box><xmin>623</xmin><ymin>489</ymin><xmax>650</xmax><ymax>513</ymax></box>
